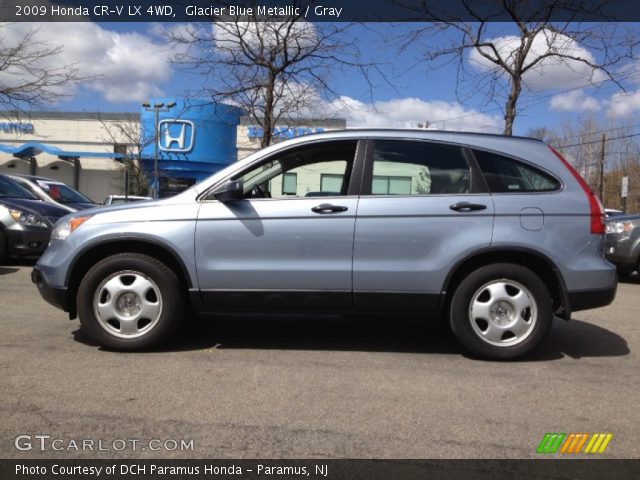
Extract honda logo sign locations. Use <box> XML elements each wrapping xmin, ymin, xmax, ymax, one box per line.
<box><xmin>158</xmin><ymin>119</ymin><xmax>195</xmax><ymax>153</ymax></box>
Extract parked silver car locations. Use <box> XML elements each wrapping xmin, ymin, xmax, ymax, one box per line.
<box><xmin>32</xmin><ymin>130</ymin><xmax>617</xmax><ymax>359</ymax></box>
<box><xmin>5</xmin><ymin>174</ymin><xmax>97</xmax><ymax>212</ymax></box>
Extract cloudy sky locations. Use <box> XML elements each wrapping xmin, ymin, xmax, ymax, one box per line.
<box><xmin>2</xmin><ymin>21</ymin><xmax>640</xmax><ymax>135</ymax></box>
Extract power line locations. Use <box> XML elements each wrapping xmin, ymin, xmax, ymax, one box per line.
<box><xmin>600</xmin><ymin>150</ymin><xmax>640</xmax><ymax>154</ymax></box>
<box><xmin>557</xmin><ymin>132</ymin><xmax>640</xmax><ymax>149</ymax></box>
<box><xmin>553</xmin><ymin>123</ymin><xmax>640</xmax><ymax>143</ymax></box>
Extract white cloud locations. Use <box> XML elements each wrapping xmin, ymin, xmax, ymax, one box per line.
<box><xmin>0</xmin><ymin>22</ymin><xmax>176</xmax><ymax>103</ymax></box>
<box><xmin>314</xmin><ymin>96</ymin><xmax>501</xmax><ymax>131</ymax></box>
<box><xmin>549</xmin><ymin>86</ymin><xmax>640</xmax><ymax>119</ymax></box>
<box><xmin>0</xmin><ymin>20</ymin><xmax>502</xmax><ymax>131</ymax></box>
<box><xmin>608</xmin><ymin>89</ymin><xmax>640</xmax><ymax>118</ymax></box>
<box><xmin>469</xmin><ymin>29</ymin><xmax>606</xmax><ymax>92</ymax></box>
<box><xmin>549</xmin><ymin>90</ymin><xmax>601</xmax><ymax>112</ymax></box>
<box><xmin>245</xmin><ymin>80</ymin><xmax>501</xmax><ymax>131</ymax></box>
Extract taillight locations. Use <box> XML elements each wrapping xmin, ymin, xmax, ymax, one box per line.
<box><xmin>548</xmin><ymin>146</ymin><xmax>605</xmax><ymax>234</ymax></box>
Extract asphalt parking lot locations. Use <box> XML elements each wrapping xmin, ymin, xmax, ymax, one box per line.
<box><xmin>1</xmin><ymin>262</ymin><xmax>638</xmax><ymax>459</ymax></box>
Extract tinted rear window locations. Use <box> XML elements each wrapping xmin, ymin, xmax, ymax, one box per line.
<box><xmin>474</xmin><ymin>150</ymin><xmax>561</xmax><ymax>193</ymax></box>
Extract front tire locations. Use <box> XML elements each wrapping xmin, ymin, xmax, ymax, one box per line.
<box><xmin>449</xmin><ymin>263</ymin><xmax>553</xmax><ymax>360</ymax></box>
<box><xmin>0</xmin><ymin>230</ymin><xmax>9</xmax><ymax>265</ymax></box>
<box><xmin>77</xmin><ymin>253</ymin><xmax>184</xmax><ymax>351</ymax></box>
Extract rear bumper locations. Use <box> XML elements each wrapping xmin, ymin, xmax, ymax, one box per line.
<box><xmin>32</xmin><ymin>266</ymin><xmax>71</xmax><ymax>313</ymax></box>
<box><xmin>604</xmin><ymin>251</ymin><xmax>637</xmax><ymax>270</ymax></box>
<box><xmin>567</xmin><ymin>284</ymin><xmax>617</xmax><ymax>313</ymax></box>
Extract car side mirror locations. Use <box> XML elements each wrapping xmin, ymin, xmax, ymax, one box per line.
<box><xmin>214</xmin><ymin>180</ymin><xmax>244</xmax><ymax>202</ymax></box>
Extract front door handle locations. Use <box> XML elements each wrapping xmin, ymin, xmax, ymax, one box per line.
<box><xmin>449</xmin><ymin>202</ymin><xmax>487</xmax><ymax>212</ymax></box>
<box><xmin>312</xmin><ymin>204</ymin><xmax>348</xmax><ymax>214</ymax></box>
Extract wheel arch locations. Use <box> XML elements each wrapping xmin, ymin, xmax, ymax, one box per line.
<box><xmin>65</xmin><ymin>237</ymin><xmax>193</xmax><ymax>318</ymax></box>
<box><xmin>442</xmin><ymin>247</ymin><xmax>570</xmax><ymax>320</ymax></box>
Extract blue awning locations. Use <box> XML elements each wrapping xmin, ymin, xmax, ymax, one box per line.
<box><xmin>0</xmin><ymin>142</ymin><xmax>124</xmax><ymax>160</ymax></box>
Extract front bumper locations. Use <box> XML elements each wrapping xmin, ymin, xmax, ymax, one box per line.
<box><xmin>6</xmin><ymin>228</ymin><xmax>50</xmax><ymax>257</ymax></box>
<box><xmin>604</xmin><ymin>234</ymin><xmax>639</xmax><ymax>270</ymax></box>
<box><xmin>32</xmin><ymin>266</ymin><xmax>71</xmax><ymax>314</ymax></box>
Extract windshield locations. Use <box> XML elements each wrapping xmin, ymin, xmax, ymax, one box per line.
<box><xmin>0</xmin><ymin>176</ymin><xmax>39</xmax><ymax>199</ymax></box>
<box><xmin>35</xmin><ymin>180</ymin><xmax>94</xmax><ymax>204</ymax></box>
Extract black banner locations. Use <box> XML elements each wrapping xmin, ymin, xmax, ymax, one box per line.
<box><xmin>2</xmin><ymin>459</ymin><xmax>640</xmax><ymax>480</ymax></box>
<box><xmin>2</xmin><ymin>0</ymin><xmax>640</xmax><ymax>22</ymax></box>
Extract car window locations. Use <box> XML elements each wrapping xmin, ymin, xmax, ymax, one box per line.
<box><xmin>11</xmin><ymin>177</ymin><xmax>40</xmax><ymax>197</ymax></box>
<box><xmin>0</xmin><ymin>176</ymin><xmax>39</xmax><ymax>200</ymax></box>
<box><xmin>369</xmin><ymin>140</ymin><xmax>470</xmax><ymax>195</ymax></box>
<box><xmin>35</xmin><ymin>180</ymin><xmax>94</xmax><ymax>204</ymax></box>
<box><xmin>473</xmin><ymin>149</ymin><xmax>561</xmax><ymax>193</ymax></box>
<box><xmin>232</xmin><ymin>141</ymin><xmax>357</xmax><ymax>199</ymax></box>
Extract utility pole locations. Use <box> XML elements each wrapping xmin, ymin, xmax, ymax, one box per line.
<box><xmin>153</xmin><ymin>107</ymin><xmax>159</xmax><ymax>199</ymax></box>
<box><xmin>599</xmin><ymin>133</ymin><xmax>606</xmax><ymax>201</ymax></box>
<box><xmin>141</xmin><ymin>100</ymin><xmax>176</xmax><ymax>199</ymax></box>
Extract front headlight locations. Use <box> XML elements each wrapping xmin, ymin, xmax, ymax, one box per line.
<box><xmin>51</xmin><ymin>215</ymin><xmax>92</xmax><ymax>241</ymax></box>
<box><xmin>605</xmin><ymin>221</ymin><xmax>633</xmax><ymax>235</ymax></box>
<box><xmin>9</xmin><ymin>209</ymin><xmax>48</xmax><ymax>228</ymax></box>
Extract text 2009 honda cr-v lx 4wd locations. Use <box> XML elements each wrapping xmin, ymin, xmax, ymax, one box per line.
<box><xmin>32</xmin><ymin>130</ymin><xmax>617</xmax><ymax>359</ymax></box>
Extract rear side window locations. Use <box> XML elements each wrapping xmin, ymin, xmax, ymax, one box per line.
<box><xmin>474</xmin><ymin>150</ymin><xmax>561</xmax><ymax>193</ymax></box>
<box><xmin>370</xmin><ymin>140</ymin><xmax>470</xmax><ymax>195</ymax></box>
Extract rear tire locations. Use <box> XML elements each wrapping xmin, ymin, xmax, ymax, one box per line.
<box><xmin>77</xmin><ymin>253</ymin><xmax>184</xmax><ymax>351</ymax></box>
<box><xmin>449</xmin><ymin>263</ymin><xmax>553</xmax><ymax>360</ymax></box>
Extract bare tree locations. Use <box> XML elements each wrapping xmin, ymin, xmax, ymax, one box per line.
<box><xmin>397</xmin><ymin>1</ymin><xmax>638</xmax><ymax>135</ymax></box>
<box><xmin>534</xmin><ymin>114</ymin><xmax>640</xmax><ymax>209</ymax></box>
<box><xmin>94</xmin><ymin>114</ymin><xmax>151</xmax><ymax>196</ymax></box>
<box><xmin>0</xmin><ymin>23</ymin><xmax>86</xmax><ymax>115</ymax></box>
<box><xmin>526</xmin><ymin>126</ymin><xmax>554</xmax><ymax>142</ymax></box>
<box><xmin>555</xmin><ymin>116</ymin><xmax>603</xmax><ymax>180</ymax></box>
<box><xmin>168</xmin><ymin>2</ymin><xmax>376</xmax><ymax>147</ymax></box>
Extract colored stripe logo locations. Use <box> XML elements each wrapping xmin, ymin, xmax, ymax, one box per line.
<box><xmin>537</xmin><ymin>433</ymin><xmax>612</xmax><ymax>454</ymax></box>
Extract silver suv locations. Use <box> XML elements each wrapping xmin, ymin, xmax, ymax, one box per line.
<box><xmin>32</xmin><ymin>130</ymin><xmax>617</xmax><ymax>359</ymax></box>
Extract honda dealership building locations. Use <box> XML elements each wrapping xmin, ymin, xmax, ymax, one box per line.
<box><xmin>0</xmin><ymin>99</ymin><xmax>345</xmax><ymax>202</ymax></box>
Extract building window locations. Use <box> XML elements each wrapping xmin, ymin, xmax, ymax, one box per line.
<box><xmin>282</xmin><ymin>172</ymin><xmax>297</xmax><ymax>195</ymax></box>
<box><xmin>372</xmin><ymin>175</ymin><xmax>412</xmax><ymax>195</ymax></box>
<box><xmin>114</xmin><ymin>144</ymin><xmax>128</xmax><ymax>155</ymax></box>
<box><xmin>320</xmin><ymin>174</ymin><xmax>344</xmax><ymax>193</ymax></box>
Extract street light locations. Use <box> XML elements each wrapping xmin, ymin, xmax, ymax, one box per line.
<box><xmin>142</xmin><ymin>100</ymin><xmax>177</xmax><ymax>198</ymax></box>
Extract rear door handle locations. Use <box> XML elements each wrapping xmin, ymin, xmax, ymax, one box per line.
<box><xmin>311</xmin><ymin>204</ymin><xmax>348</xmax><ymax>214</ymax></box>
<box><xmin>449</xmin><ymin>202</ymin><xmax>487</xmax><ymax>212</ymax></box>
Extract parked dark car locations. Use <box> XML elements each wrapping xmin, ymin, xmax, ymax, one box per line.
<box><xmin>605</xmin><ymin>214</ymin><xmax>640</xmax><ymax>277</ymax></box>
<box><xmin>0</xmin><ymin>175</ymin><xmax>70</xmax><ymax>264</ymax></box>
<box><xmin>605</xmin><ymin>208</ymin><xmax>625</xmax><ymax>218</ymax></box>
<box><xmin>5</xmin><ymin>174</ymin><xmax>97</xmax><ymax>211</ymax></box>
